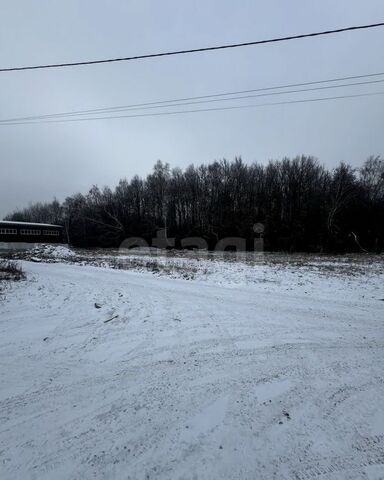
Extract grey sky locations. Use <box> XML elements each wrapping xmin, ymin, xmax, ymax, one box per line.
<box><xmin>1</xmin><ymin>0</ymin><xmax>383</xmax><ymax>219</ymax></box>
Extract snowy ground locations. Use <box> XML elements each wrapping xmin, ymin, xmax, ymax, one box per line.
<box><xmin>0</xmin><ymin>253</ymin><xmax>383</xmax><ymax>479</ymax></box>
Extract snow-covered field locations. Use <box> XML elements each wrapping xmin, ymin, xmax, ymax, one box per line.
<box><xmin>0</xmin><ymin>252</ymin><xmax>383</xmax><ymax>479</ymax></box>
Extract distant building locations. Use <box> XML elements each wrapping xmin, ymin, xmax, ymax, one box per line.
<box><xmin>0</xmin><ymin>221</ymin><xmax>64</xmax><ymax>250</ymax></box>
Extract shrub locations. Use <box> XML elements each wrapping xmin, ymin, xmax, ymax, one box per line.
<box><xmin>0</xmin><ymin>259</ymin><xmax>25</xmax><ymax>281</ymax></box>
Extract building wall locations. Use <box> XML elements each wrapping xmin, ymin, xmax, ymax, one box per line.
<box><xmin>0</xmin><ymin>225</ymin><xmax>63</xmax><ymax>244</ymax></box>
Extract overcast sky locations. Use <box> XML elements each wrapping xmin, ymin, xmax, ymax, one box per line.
<box><xmin>0</xmin><ymin>0</ymin><xmax>383</xmax><ymax>219</ymax></box>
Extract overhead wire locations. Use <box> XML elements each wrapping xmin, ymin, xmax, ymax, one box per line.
<box><xmin>1</xmin><ymin>22</ymin><xmax>383</xmax><ymax>73</ymax></box>
<box><xmin>1</xmin><ymin>91</ymin><xmax>383</xmax><ymax>126</ymax></box>
<box><xmin>1</xmin><ymin>72</ymin><xmax>384</xmax><ymax>124</ymax></box>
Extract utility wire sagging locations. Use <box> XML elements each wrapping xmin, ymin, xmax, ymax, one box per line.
<box><xmin>1</xmin><ymin>22</ymin><xmax>383</xmax><ymax>72</ymax></box>
<box><xmin>1</xmin><ymin>91</ymin><xmax>384</xmax><ymax>126</ymax></box>
<box><xmin>1</xmin><ymin>72</ymin><xmax>384</xmax><ymax>125</ymax></box>
<box><xmin>0</xmin><ymin>72</ymin><xmax>384</xmax><ymax>123</ymax></box>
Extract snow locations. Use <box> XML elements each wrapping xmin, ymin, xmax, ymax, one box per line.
<box><xmin>8</xmin><ymin>244</ymin><xmax>76</xmax><ymax>259</ymax></box>
<box><xmin>0</xmin><ymin>220</ymin><xmax>62</xmax><ymax>228</ymax></box>
<box><xmin>0</xmin><ymin>257</ymin><xmax>383</xmax><ymax>479</ymax></box>
<box><xmin>31</xmin><ymin>244</ymin><xmax>76</xmax><ymax>258</ymax></box>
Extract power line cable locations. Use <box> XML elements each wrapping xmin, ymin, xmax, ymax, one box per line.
<box><xmin>22</xmin><ymin>71</ymin><xmax>384</xmax><ymax>118</ymax></box>
<box><xmin>1</xmin><ymin>22</ymin><xmax>383</xmax><ymax>73</ymax></box>
<box><xmin>1</xmin><ymin>91</ymin><xmax>382</xmax><ymax>125</ymax></box>
<box><xmin>1</xmin><ymin>73</ymin><xmax>383</xmax><ymax>123</ymax></box>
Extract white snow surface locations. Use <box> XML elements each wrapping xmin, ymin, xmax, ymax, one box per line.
<box><xmin>0</xmin><ymin>259</ymin><xmax>383</xmax><ymax>479</ymax></box>
<box><xmin>34</xmin><ymin>244</ymin><xmax>76</xmax><ymax>258</ymax></box>
<box><xmin>0</xmin><ymin>221</ymin><xmax>62</xmax><ymax>228</ymax></box>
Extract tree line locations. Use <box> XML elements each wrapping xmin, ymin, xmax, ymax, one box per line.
<box><xmin>5</xmin><ymin>155</ymin><xmax>384</xmax><ymax>252</ymax></box>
